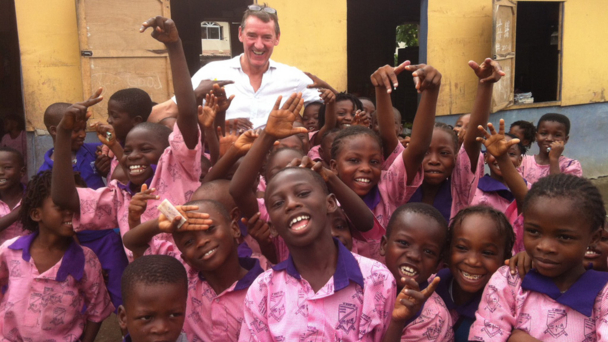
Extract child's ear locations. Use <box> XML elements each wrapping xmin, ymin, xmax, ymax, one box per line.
<box><xmin>590</xmin><ymin>228</ymin><xmax>602</xmax><ymax>247</ymax></box>
<box><xmin>132</xmin><ymin>116</ymin><xmax>144</xmax><ymax>124</ymax></box>
<box><xmin>326</xmin><ymin>193</ymin><xmax>338</xmax><ymax>214</ymax></box>
<box><xmin>564</xmin><ymin>135</ymin><xmax>570</xmax><ymax>144</ymax></box>
<box><xmin>30</xmin><ymin>208</ymin><xmax>42</xmax><ymax>223</ymax></box>
<box><xmin>230</xmin><ymin>219</ymin><xmax>241</xmax><ymax>239</ymax></box>
<box><xmin>19</xmin><ymin>166</ymin><xmax>26</xmax><ymax>179</ymax></box>
<box><xmin>48</xmin><ymin>125</ymin><xmax>58</xmax><ymax>139</ymax></box>
<box><xmin>329</xmin><ymin>159</ymin><xmax>338</xmax><ymax>173</ymax></box>
<box><xmin>230</xmin><ymin>207</ymin><xmax>241</xmax><ymax>223</ymax></box>
<box><xmin>117</xmin><ymin>305</ymin><xmax>128</xmax><ymax>330</ymax></box>
<box><xmin>380</xmin><ymin>235</ymin><xmax>388</xmax><ymax>256</ymax></box>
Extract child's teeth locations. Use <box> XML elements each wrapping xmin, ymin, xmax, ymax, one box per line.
<box><xmin>355</xmin><ymin>178</ymin><xmax>370</xmax><ymax>183</ymax></box>
<box><xmin>400</xmin><ymin>266</ymin><xmax>417</xmax><ymax>276</ymax></box>
<box><xmin>204</xmin><ymin>248</ymin><xmax>216</xmax><ymax>257</ymax></box>
<box><xmin>129</xmin><ymin>165</ymin><xmax>147</xmax><ymax>174</ymax></box>
<box><xmin>289</xmin><ymin>215</ymin><xmax>310</xmax><ymax>228</ymax></box>
<box><xmin>461</xmin><ymin>271</ymin><xmax>483</xmax><ymax>280</ymax></box>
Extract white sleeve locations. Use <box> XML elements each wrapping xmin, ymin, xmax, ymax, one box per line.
<box><xmin>295</xmin><ymin>69</ymin><xmax>322</xmax><ymax>104</ymax></box>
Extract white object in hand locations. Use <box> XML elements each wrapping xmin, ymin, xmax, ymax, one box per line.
<box><xmin>546</xmin><ymin>147</ymin><xmax>551</xmax><ymax>153</ymax></box>
<box><xmin>158</xmin><ymin>199</ymin><xmax>186</xmax><ymax>229</ymax></box>
<box><xmin>106</xmin><ymin>131</ymin><xmax>113</xmax><ymax>141</ymax></box>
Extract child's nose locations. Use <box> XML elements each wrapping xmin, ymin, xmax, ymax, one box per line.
<box><xmin>151</xmin><ymin>319</ymin><xmax>170</xmax><ymax>335</ymax></box>
<box><xmin>406</xmin><ymin>248</ymin><xmax>422</xmax><ymax>261</ymax></box>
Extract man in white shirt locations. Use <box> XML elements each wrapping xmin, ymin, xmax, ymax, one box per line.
<box><xmin>151</xmin><ymin>5</ymin><xmax>320</xmax><ymax>129</ymax></box>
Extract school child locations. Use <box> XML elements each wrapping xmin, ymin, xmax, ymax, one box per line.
<box><xmin>239</xmin><ymin>166</ymin><xmax>396</xmax><ymax>340</ymax></box>
<box><xmin>117</xmin><ymin>255</ymin><xmax>189</xmax><ymax>342</ymax></box>
<box><xmin>407</xmin><ymin>58</ymin><xmax>505</xmax><ymax>222</ymax></box>
<box><xmin>360</xmin><ymin>97</ymin><xmax>376</xmax><ymax>117</ymax></box>
<box><xmin>469</xmin><ymin>174</ymin><xmax>608</xmax><ymax>341</ymax></box>
<box><xmin>470</xmin><ymin>134</ymin><xmax>527</xmax><ymax>212</ymax></box>
<box><xmin>370</xmin><ymin>106</ymin><xmax>403</xmax><ymax>153</ymax></box>
<box><xmin>50</xmin><ymin>16</ymin><xmax>201</xmax><ymax>262</ymax></box>
<box><xmin>509</xmin><ymin>120</ymin><xmax>536</xmax><ymax>150</ymax></box>
<box><xmin>0</xmin><ymin>147</ymin><xmax>25</xmax><ymax>244</ymax></box>
<box><xmin>517</xmin><ymin>113</ymin><xmax>582</xmax><ymax>185</ymax></box>
<box><xmin>434</xmin><ymin>206</ymin><xmax>515</xmax><ymax>342</ymax></box>
<box><xmin>125</xmin><ymin>199</ymin><xmax>264</xmax><ymax>342</ymax></box>
<box><xmin>308</xmin><ymin>128</ymin><xmax>340</xmax><ymax>167</ymax></box>
<box><xmin>0</xmin><ymin>113</ymin><xmax>27</xmax><ymax>184</ymax></box>
<box><xmin>380</xmin><ymin>203</ymin><xmax>454</xmax><ymax>342</ymax></box>
<box><xmin>453</xmin><ymin>113</ymin><xmax>470</xmax><ymax>135</ymax></box>
<box><xmin>39</xmin><ymin>102</ymin><xmax>130</xmax><ymax>310</ymax></box>
<box><xmin>326</xmin><ymin>62</ymin><xmax>439</xmax><ymax>261</ymax></box>
<box><xmin>302</xmin><ymin>101</ymin><xmax>322</xmax><ymax>131</ymax></box>
<box><xmin>0</xmin><ymin>171</ymin><xmax>113</xmax><ymax>341</ymax></box>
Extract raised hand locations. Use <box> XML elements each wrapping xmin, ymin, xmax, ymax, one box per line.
<box><xmin>400</xmin><ymin>136</ymin><xmax>411</xmax><ymax>148</ymax></box>
<box><xmin>198</xmin><ymin>94</ymin><xmax>218</xmax><ymax>129</ymax></box>
<box><xmin>476</xmin><ymin>119</ymin><xmax>521</xmax><ymax>158</ymax></box>
<box><xmin>211</xmin><ymin>83</ymin><xmax>235</xmax><ymax>112</ymax></box>
<box><xmin>370</xmin><ymin>61</ymin><xmax>411</xmax><ymax>93</ymax></box>
<box><xmin>94</xmin><ymin>152</ymin><xmax>111</xmax><ymax>177</ymax></box>
<box><xmin>392</xmin><ymin>277</ymin><xmax>440</xmax><ymax>323</ymax></box>
<box><xmin>352</xmin><ymin>110</ymin><xmax>371</xmax><ymax>128</ymax></box>
<box><xmin>265</xmin><ymin>93</ymin><xmax>307</xmax><ymax>139</ymax></box>
<box><xmin>91</xmin><ymin>122</ymin><xmax>117</xmax><ymax>147</ymax></box>
<box><xmin>469</xmin><ymin>58</ymin><xmax>505</xmax><ymax>84</ymax></box>
<box><xmin>60</xmin><ymin>88</ymin><xmax>103</xmax><ymax>130</ymax></box>
<box><xmin>226</xmin><ymin>118</ymin><xmax>254</xmax><ymax>134</ymax></box>
<box><xmin>194</xmin><ymin>79</ymin><xmax>234</xmax><ymax>103</ymax></box>
<box><xmin>243</xmin><ymin>212</ymin><xmax>272</xmax><ymax>244</ymax></box>
<box><xmin>318</xmin><ymin>88</ymin><xmax>335</xmax><ymax>104</ymax></box>
<box><xmin>218</xmin><ymin>122</ymin><xmax>239</xmax><ymax>157</ymax></box>
<box><xmin>128</xmin><ymin>184</ymin><xmax>159</xmax><ymax>224</ymax></box>
<box><xmin>158</xmin><ymin>205</ymin><xmax>212</xmax><ymax>233</ymax></box>
<box><xmin>233</xmin><ymin>130</ymin><xmax>260</xmax><ymax>155</ymax></box>
<box><xmin>305</xmin><ymin>72</ymin><xmax>331</xmax><ymax>89</ymax></box>
<box><xmin>406</xmin><ymin>64</ymin><xmax>442</xmax><ymax>94</ymax></box>
<box><xmin>548</xmin><ymin>141</ymin><xmax>565</xmax><ymax>160</ymax></box>
<box><xmin>140</xmin><ymin>16</ymin><xmax>179</xmax><ymax>44</ymax></box>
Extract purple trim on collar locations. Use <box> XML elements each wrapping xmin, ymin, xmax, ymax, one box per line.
<box><xmin>237</xmin><ymin>242</ymin><xmax>253</xmax><ymax>258</ymax></box>
<box><xmin>522</xmin><ymin>269</ymin><xmax>608</xmax><ymax>317</ymax></box>
<box><xmin>8</xmin><ymin>233</ymin><xmax>85</xmax><ymax>282</ymax></box>
<box><xmin>197</xmin><ymin>257</ymin><xmax>263</xmax><ymax>292</ymax></box>
<box><xmin>272</xmin><ymin>238</ymin><xmax>364</xmax><ymax>290</ymax></box>
<box><xmin>434</xmin><ymin>268</ymin><xmax>481</xmax><ymax>319</ymax></box>
<box><xmin>116</xmin><ymin>164</ymin><xmax>158</xmax><ymax>196</ymax></box>
<box><xmin>477</xmin><ymin>175</ymin><xmax>514</xmax><ymax>202</ymax></box>
<box><xmin>362</xmin><ymin>185</ymin><xmax>382</xmax><ymax>211</ymax></box>
<box><xmin>409</xmin><ymin>179</ymin><xmax>452</xmax><ymax>222</ymax></box>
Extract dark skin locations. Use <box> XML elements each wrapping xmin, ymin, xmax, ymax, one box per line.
<box><xmin>534</xmin><ymin>120</ymin><xmax>569</xmax><ymax>175</ymax></box>
<box><xmin>0</xmin><ymin>152</ymin><xmax>24</xmax><ymax>232</ymax></box>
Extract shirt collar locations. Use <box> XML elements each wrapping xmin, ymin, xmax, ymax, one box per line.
<box><xmin>434</xmin><ymin>268</ymin><xmax>482</xmax><ymax>319</ymax></box>
<box><xmin>116</xmin><ymin>164</ymin><xmax>157</xmax><ymax>196</ymax></box>
<box><xmin>198</xmin><ymin>257</ymin><xmax>264</xmax><ymax>292</ymax></box>
<box><xmin>272</xmin><ymin>238</ymin><xmax>364</xmax><ymax>291</ymax></box>
<box><xmin>522</xmin><ymin>268</ymin><xmax>608</xmax><ymax>317</ymax></box>
<box><xmin>410</xmin><ymin>179</ymin><xmax>452</xmax><ymax>222</ymax></box>
<box><xmin>362</xmin><ymin>185</ymin><xmax>382</xmax><ymax>210</ymax></box>
<box><xmin>477</xmin><ymin>175</ymin><xmax>514</xmax><ymax>202</ymax></box>
<box><xmin>8</xmin><ymin>232</ymin><xmax>85</xmax><ymax>282</ymax></box>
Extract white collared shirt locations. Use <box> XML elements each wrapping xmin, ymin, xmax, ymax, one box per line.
<box><xmin>175</xmin><ymin>54</ymin><xmax>321</xmax><ymax>128</ymax></box>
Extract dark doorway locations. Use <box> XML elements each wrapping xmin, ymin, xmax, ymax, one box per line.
<box><xmin>171</xmin><ymin>0</ymin><xmax>249</xmax><ymax>76</ymax></box>
<box><xmin>514</xmin><ymin>2</ymin><xmax>561</xmax><ymax>103</ymax></box>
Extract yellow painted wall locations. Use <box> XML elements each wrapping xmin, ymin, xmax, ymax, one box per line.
<box><xmin>15</xmin><ymin>0</ymin><xmax>83</xmax><ymax>130</ymax></box>
<box><xmin>427</xmin><ymin>0</ymin><xmax>608</xmax><ymax>116</ymax></box>
<box><xmin>266</xmin><ymin>0</ymin><xmax>348</xmax><ymax>92</ymax></box>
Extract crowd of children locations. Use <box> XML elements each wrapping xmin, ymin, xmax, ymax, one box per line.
<box><xmin>0</xmin><ymin>9</ymin><xmax>603</xmax><ymax>342</ymax></box>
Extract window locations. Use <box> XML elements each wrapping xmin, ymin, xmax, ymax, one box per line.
<box><xmin>201</xmin><ymin>22</ymin><xmax>223</xmax><ymax>40</ymax></box>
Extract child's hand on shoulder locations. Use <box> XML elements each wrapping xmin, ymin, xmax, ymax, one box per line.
<box><xmin>477</xmin><ymin>119</ymin><xmax>521</xmax><ymax>158</ymax></box>
<box><xmin>211</xmin><ymin>84</ymin><xmax>235</xmax><ymax>113</ymax></box>
<box><xmin>506</xmin><ymin>251</ymin><xmax>533</xmax><ymax>277</ymax></box>
<box><xmin>140</xmin><ymin>16</ymin><xmax>179</xmax><ymax>44</ymax></box>
<box><xmin>91</xmin><ymin>122</ymin><xmax>117</xmax><ymax>147</ymax></box>
<box><xmin>60</xmin><ymin>88</ymin><xmax>103</xmax><ymax>131</ymax></box>
<box><xmin>198</xmin><ymin>94</ymin><xmax>218</xmax><ymax>129</ymax></box>
<box><xmin>128</xmin><ymin>184</ymin><xmax>159</xmax><ymax>223</ymax></box>
<box><xmin>469</xmin><ymin>58</ymin><xmax>506</xmax><ymax>84</ymax></box>
<box><xmin>265</xmin><ymin>93</ymin><xmax>307</xmax><ymax>139</ymax></box>
<box><xmin>392</xmin><ymin>277</ymin><xmax>440</xmax><ymax>323</ymax></box>
<box><xmin>548</xmin><ymin>141</ymin><xmax>565</xmax><ymax>160</ymax></box>
<box><xmin>406</xmin><ymin>64</ymin><xmax>442</xmax><ymax>94</ymax></box>
<box><xmin>158</xmin><ymin>205</ymin><xmax>212</xmax><ymax>233</ymax></box>
<box><xmin>243</xmin><ymin>212</ymin><xmax>274</xmax><ymax>245</ymax></box>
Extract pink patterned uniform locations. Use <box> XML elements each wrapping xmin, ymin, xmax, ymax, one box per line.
<box><xmin>73</xmin><ymin>124</ymin><xmax>201</xmax><ymax>261</ymax></box>
<box><xmin>0</xmin><ymin>199</ymin><xmax>24</xmax><ymax>245</ymax></box>
<box><xmin>239</xmin><ymin>240</ymin><xmax>396</xmax><ymax>341</ymax></box>
<box><xmin>184</xmin><ymin>258</ymin><xmax>264</xmax><ymax>342</ymax></box>
<box><xmin>470</xmin><ymin>176</ymin><xmax>513</xmax><ymax>213</ymax></box>
<box><xmin>0</xmin><ymin>234</ymin><xmax>114</xmax><ymax>341</ymax></box>
<box><xmin>517</xmin><ymin>154</ymin><xmax>582</xmax><ymax>185</ymax></box>
<box><xmin>307</xmin><ymin>145</ymin><xmax>322</xmax><ymax>162</ymax></box>
<box><xmin>400</xmin><ymin>291</ymin><xmax>454</xmax><ymax>342</ymax></box>
<box><xmin>469</xmin><ymin>266</ymin><xmax>608</xmax><ymax>341</ymax></box>
<box><xmin>352</xmin><ymin>216</ymin><xmax>388</xmax><ymax>263</ymax></box>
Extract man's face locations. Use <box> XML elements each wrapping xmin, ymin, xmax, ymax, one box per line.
<box><xmin>238</xmin><ymin>16</ymin><xmax>280</xmax><ymax>70</ymax></box>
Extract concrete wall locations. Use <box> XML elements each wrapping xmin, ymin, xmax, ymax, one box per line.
<box><xmin>436</xmin><ymin>102</ymin><xmax>608</xmax><ymax>179</ymax></box>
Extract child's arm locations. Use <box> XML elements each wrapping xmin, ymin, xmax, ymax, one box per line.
<box><xmin>141</xmin><ymin>17</ymin><xmax>198</xmax><ymax>149</ymax></box>
<box><xmin>548</xmin><ymin>141</ymin><xmax>565</xmax><ymax>176</ymax></box>
<box><xmin>506</xmin><ymin>251</ymin><xmax>532</xmax><ymax>277</ymax></box>
<box><xmin>203</xmin><ymin>129</ymin><xmax>260</xmax><ymax>183</ymax></box>
<box><xmin>312</xmin><ymin>89</ymin><xmax>336</xmax><ymax>146</ymax></box>
<box><xmin>383</xmin><ymin>277</ymin><xmax>440</xmax><ymax>342</ymax></box>
<box><xmin>52</xmin><ymin>89</ymin><xmax>104</xmax><ymax>212</ymax></box>
<box><xmin>464</xmin><ymin>58</ymin><xmax>505</xmax><ymax>173</ymax></box>
<box><xmin>198</xmin><ymin>94</ymin><xmax>219</xmax><ymax>164</ymax></box>
<box><xmin>0</xmin><ymin>210</ymin><xmax>20</xmax><ymax>232</ymax></box>
<box><xmin>305</xmin><ymin>72</ymin><xmax>339</xmax><ymax>95</ymax></box>
<box><xmin>478</xmin><ymin>120</ymin><xmax>528</xmax><ymax>212</ymax></box>
<box><xmin>243</xmin><ymin>212</ymin><xmax>278</xmax><ymax>264</ymax></box>
<box><xmin>507</xmin><ymin>330</ymin><xmax>542</xmax><ymax>342</ymax></box>
<box><xmin>400</xmin><ymin>64</ymin><xmax>441</xmax><ymax>184</ymax></box>
<box><xmin>229</xmin><ymin>93</ymin><xmax>306</xmax><ymax>219</ymax></box>
<box><xmin>370</xmin><ymin>62</ymin><xmax>409</xmax><ymax>158</ymax></box>
<box><xmin>211</xmin><ymin>84</ymin><xmax>235</xmax><ymax>135</ymax></box>
<box><xmin>127</xmin><ymin>184</ymin><xmax>159</xmax><ymax>229</ymax></box>
<box><xmin>80</xmin><ymin>322</ymin><xmax>103</xmax><ymax>342</ymax></box>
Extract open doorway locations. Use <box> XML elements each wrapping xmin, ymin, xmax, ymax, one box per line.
<box><xmin>347</xmin><ymin>0</ymin><xmax>423</xmax><ymax>122</ymax></box>
<box><xmin>171</xmin><ymin>0</ymin><xmax>249</xmax><ymax>76</ymax></box>
<box><xmin>0</xmin><ymin>0</ymin><xmax>28</xmax><ymax>181</ymax></box>
<box><xmin>514</xmin><ymin>2</ymin><xmax>561</xmax><ymax>104</ymax></box>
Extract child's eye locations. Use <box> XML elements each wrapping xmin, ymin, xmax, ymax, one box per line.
<box><xmin>525</xmin><ymin>228</ymin><xmax>539</xmax><ymax>236</ymax></box>
<box><xmin>455</xmin><ymin>244</ymin><xmax>467</xmax><ymax>251</ymax></box>
<box><xmin>424</xmin><ymin>249</ymin><xmax>436</xmax><ymax>256</ymax></box>
<box><xmin>138</xmin><ymin>315</ymin><xmax>152</xmax><ymax>321</ymax></box>
<box><xmin>170</xmin><ymin>312</ymin><xmax>183</xmax><ymax>318</ymax></box>
<box><xmin>558</xmin><ymin>235</ymin><xmax>574</xmax><ymax>241</ymax></box>
<box><xmin>271</xmin><ymin>200</ymin><xmax>284</xmax><ymax>209</ymax></box>
<box><xmin>441</xmin><ymin>151</ymin><xmax>451</xmax><ymax>156</ymax></box>
<box><xmin>297</xmin><ymin>190</ymin><xmax>311</xmax><ymax>198</ymax></box>
<box><xmin>482</xmin><ymin>250</ymin><xmax>497</xmax><ymax>256</ymax></box>
<box><xmin>347</xmin><ymin>158</ymin><xmax>358</xmax><ymax>163</ymax></box>
<box><xmin>184</xmin><ymin>238</ymin><xmax>195</xmax><ymax>247</ymax></box>
<box><xmin>396</xmin><ymin>240</ymin><xmax>409</xmax><ymax>247</ymax></box>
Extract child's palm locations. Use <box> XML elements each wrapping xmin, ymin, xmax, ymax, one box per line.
<box><xmin>469</xmin><ymin>58</ymin><xmax>505</xmax><ymax>84</ymax></box>
<box><xmin>477</xmin><ymin>120</ymin><xmax>520</xmax><ymax>158</ymax></box>
<box><xmin>234</xmin><ymin>130</ymin><xmax>258</xmax><ymax>154</ymax></box>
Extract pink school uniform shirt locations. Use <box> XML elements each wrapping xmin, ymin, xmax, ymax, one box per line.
<box><xmin>0</xmin><ymin>234</ymin><xmax>114</xmax><ymax>341</ymax></box>
<box><xmin>73</xmin><ymin>123</ymin><xmax>201</xmax><ymax>261</ymax></box>
<box><xmin>517</xmin><ymin>154</ymin><xmax>582</xmax><ymax>185</ymax></box>
<box><xmin>400</xmin><ymin>291</ymin><xmax>454</xmax><ymax>342</ymax></box>
<box><xmin>239</xmin><ymin>240</ymin><xmax>396</xmax><ymax>342</ymax></box>
<box><xmin>0</xmin><ymin>198</ymin><xmax>24</xmax><ymax>245</ymax></box>
<box><xmin>184</xmin><ymin>257</ymin><xmax>264</xmax><ymax>342</ymax></box>
<box><xmin>469</xmin><ymin>266</ymin><xmax>608</xmax><ymax>341</ymax></box>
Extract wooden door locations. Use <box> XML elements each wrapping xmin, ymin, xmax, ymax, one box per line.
<box><xmin>491</xmin><ymin>0</ymin><xmax>517</xmax><ymax>112</ymax></box>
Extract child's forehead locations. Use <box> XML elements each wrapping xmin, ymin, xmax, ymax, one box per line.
<box><xmin>0</xmin><ymin>151</ymin><xmax>20</xmax><ymax>163</ymax></box>
<box><xmin>267</xmin><ymin>169</ymin><xmax>322</xmax><ymax>195</ymax></box>
<box><xmin>391</xmin><ymin>211</ymin><xmax>445</xmax><ymax>238</ymax></box>
<box><xmin>538</xmin><ymin>120</ymin><xmax>567</xmax><ymax>131</ymax></box>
